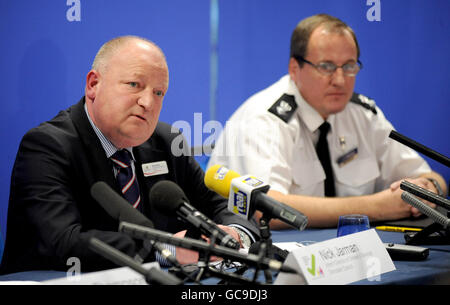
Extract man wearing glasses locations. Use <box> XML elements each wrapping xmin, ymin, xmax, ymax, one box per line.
<box><xmin>208</xmin><ymin>14</ymin><xmax>446</xmax><ymax>228</ymax></box>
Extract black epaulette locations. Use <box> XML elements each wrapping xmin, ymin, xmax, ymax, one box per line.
<box><xmin>350</xmin><ymin>92</ymin><xmax>377</xmax><ymax>115</ymax></box>
<box><xmin>267</xmin><ymin>94</ymin><xmax>298</xmax><ymax>123</ymax></box>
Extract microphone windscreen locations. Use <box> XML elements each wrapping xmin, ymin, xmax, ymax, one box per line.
<box><xmin>149</xmin><ymin>180</ymin><xmax>188</xmax><ymax>215</ymax></box>
<box><xmin>204</xmin><ymin>165</ymin><xmax>240</xmax><ymax>198</ymax></box>
<box><xmin>91</xmin><ymin>181</ymin><xmax>154</xmax><ymax>228</ymax></box>
<box><xmin>91</xmin><ymin>181</ymin><xmax>121</xmax><ymax>219</ymax></box>
<box><xmin>401</xmin><ymin>192</ymin><xmax>450</xmax><ymax>229</ymax></box>
<box><xmin>248</xmin><ymin>241</ymin><xmax>261</xmax><ymax>255</ymax></box>
<box><xmin>248</xmin><ymin>241</ymin><xmax>289</xmax><ymax>262</ymax></box>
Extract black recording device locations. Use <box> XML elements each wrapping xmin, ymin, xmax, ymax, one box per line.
<box><xmin>384</xmin><ymin>243</ymin><xmax>429</xmax><ymax>261</ymax></box>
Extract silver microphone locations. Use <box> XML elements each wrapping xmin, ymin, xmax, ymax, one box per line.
<box><xmin>401</xmin><ymin>192</ymin><xmax>450</xmax><ymax>230</ymax></box>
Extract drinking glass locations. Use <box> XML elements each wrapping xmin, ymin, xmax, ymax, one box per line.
<box><xmin>337</xmin><ymin>214</ymin><xmax>370</xmax><ymax>237</ymax></box>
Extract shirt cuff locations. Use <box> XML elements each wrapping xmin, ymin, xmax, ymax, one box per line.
<box><xmin>227</xmin><ymin>224</ymin><xmax>256</xmax><ymax>243</ymax></box>
<box><xmin>154</xmin><ymin>243</ymin><xmax>176</xmax><ymax>267</ymax></box>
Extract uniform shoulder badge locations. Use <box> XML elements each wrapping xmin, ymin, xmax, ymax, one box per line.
<box><xmin>350</xmin><ymin>92</ymin><xmax>377</xmax><ymax>115</ymax></box>
<box><xmin>268</xmin><ymin>94</ymin><xmax>298</xmax><ymax>123</ymax></box>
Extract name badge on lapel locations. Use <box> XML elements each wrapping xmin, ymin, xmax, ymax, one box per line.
<box><xmin>142</xmin><ymin>161</ymin><xmax>169</xmax><ymax>177</ymax></box>
<box><xmin>336</xmin><ymin>147</ymin><xmax>358</xmax><ymax>167</ymax></box>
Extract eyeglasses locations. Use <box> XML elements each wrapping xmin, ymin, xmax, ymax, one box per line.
<box><xmin>294</xmin><ymin>55</ymin><xmax>362</xmax><ymax>77</ymax></box>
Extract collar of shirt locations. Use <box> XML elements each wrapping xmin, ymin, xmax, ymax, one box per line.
<box><xmin>287</xmin><ymin>76</ymin><xmax>337</xmax><ymax>135</ymax></box>
<box><xmin>83</xmin><ymin>102</ymin><xmax>136</xmax><ymax>161</ymax></box>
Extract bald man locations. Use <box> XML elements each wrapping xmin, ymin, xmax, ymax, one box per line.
<box><xmin>1</xmin><ymin>36</ymin><xmax>259</xmax><ymax>274</ymax></box>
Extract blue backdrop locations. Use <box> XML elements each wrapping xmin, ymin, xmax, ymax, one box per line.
<box><xmin>1</xmin><ymin>1</ymin><xmax>449</xmax><ymax>258</ymax></box>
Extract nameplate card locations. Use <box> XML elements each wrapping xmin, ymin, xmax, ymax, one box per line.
<box><xmin>275</xmin><ymin>229</ymin><xmax>395</xmax><ymax>285</ymax></box>
<box><xmin>42</xmin><ymin>262</ymin><xmax>160</xmax><ymax>285</ymax></box>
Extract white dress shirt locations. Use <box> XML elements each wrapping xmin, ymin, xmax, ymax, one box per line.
<box><xmin>208</xmin><ymin>75</ymin><xmax>431</xmax><ymax>197</ymax></box>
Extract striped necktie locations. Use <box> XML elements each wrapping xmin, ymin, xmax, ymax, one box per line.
<box><xmin>110</xmin><ymin>149</ymin><xmax>141</xmax><ymax>209</ymax></box>
<box><xmin>315</xmin><ymin>122</ymin><xmax>336</xmax><ymax>197</ymax></box>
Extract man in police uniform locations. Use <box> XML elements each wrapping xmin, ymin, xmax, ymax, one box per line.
<box><xmin>207</xmin><ymin>14</ymin><xmax>447</xmax><ymax>228</ymax></box>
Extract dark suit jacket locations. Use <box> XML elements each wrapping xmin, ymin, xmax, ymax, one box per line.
<box><xmin>0</xmin><ymin>98</ymin><xmax>259</xmax><ymax>274</ymax></box>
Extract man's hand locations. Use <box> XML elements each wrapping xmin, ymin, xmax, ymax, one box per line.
<box><xmin>390</xmin><ymin>177</ymin><xmax>437</xmax><ymax>217</ymax></box>
<box><xmin>173</xmin><ymin>225</ymin><xmax>240</xmax><ymax>265</ymax></box>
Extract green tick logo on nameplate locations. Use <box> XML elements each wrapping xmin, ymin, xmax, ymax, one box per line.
<box><xmin>304</xmin><ymin>254</ymin><xmax>324</xmax><ymax>277</ymax></box>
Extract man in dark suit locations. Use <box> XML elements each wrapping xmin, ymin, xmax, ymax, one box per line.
<box><xmin>0</xmin><ymin>36</ymin><xmax>259</xmax><ymax>274</ymax></box>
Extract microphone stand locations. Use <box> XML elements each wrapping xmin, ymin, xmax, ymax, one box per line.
<box><xmin>88</xmin><ymin>237</ymin><xmax>183</xmax><ymax>285</ymax></box>
<box><xmin>254</xmin><ymin>214</ymin><xmax>275</xmax><ymax>284</ymax></box>
<box><xmin>198</xmin><ymin>263</ymin><xmax>260</xmax><ymax>285</ymax></box>
<box><xmin>405</xmin><ymin>222</ymin><xmax>450</xmax><ymax>245</ymax></box>
<box><xmin>175</xmin><ymin>230</ymin><xmax>259</xmax><ymax>284</ymax></box>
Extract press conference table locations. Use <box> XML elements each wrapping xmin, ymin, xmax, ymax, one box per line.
<box><xmin>271</xmin><ymin>228</ymin><xmax>450</xmax><ymax>284</ymax></box>
<box><xmin>0</xmin><ymin>227</ymin><xmax>449</xmax><ymax>284</ymax></box>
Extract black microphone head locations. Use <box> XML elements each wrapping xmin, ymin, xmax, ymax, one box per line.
<box><xmin>248</xmin><ymin>241</ymin><xmax>289</xmax><ymax>262</ymax></box>
<box><xmin>248</xmin><ymin>241</ymin><xmax>261</xmax><ymax>255</ymax></box>
<box><xmin>149</xmin><ymin>180</ymin><xmax>189</xmax><ymax>215</ymax></box>
<box><xmin>91</xmin><ymin>181</ymin><xmax>154</xmax><ymax>228</ymax></box>
<box><xmin>255</xmin><ymin>192</ymin><xmax>308</xmax><ymax>231</ymax></box>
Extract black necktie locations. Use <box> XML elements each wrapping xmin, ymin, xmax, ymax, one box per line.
<box><xmin>315</xmin><ymin>122</ymin><xmax>336</xmax><ymax>197</ymax></box>
<box><xmin>110</xmin><ymin>150</ymin><xmax>142</xmax><ymax>209</ymax></box>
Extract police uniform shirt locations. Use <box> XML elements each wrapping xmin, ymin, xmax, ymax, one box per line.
<box><xmin>208</xmin><ymin>75</ymin><xmax>431</xmax><ymax>197</ymax></box>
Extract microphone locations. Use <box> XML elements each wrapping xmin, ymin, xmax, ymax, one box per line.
<box><xmin>90</xmin><ymin>181</ymin><xmax>179</xmax><ymax>266</ymax></box>
<box><xmin>401</xmin><ymin>192</ymin><xmax>450</xmax><ymax>230</ymax></box>
<box><xmin>249</xmin><ymin>241</ymin><xmax>289</xmax><ymax>262</ymax></box>
<box><xmin>389</xmin><ymin>130</ymin><xmax>450</xmax><ymax>167</ymax></box>
<box><xmin>88</xmin><ymin>237</ymin><xmax>183</xmax><ymax>285</ymax></box>
<box><xmin>400</xmin><ymin>180</ymin><xmax>450</xmax><ymax>210</ymax></box>
<box><xmin>204</xmin><ymin>165</ymin><xmax>308</xmax><ymax>230</ymax></box>
<box><xmin>149</xmin><ymin>180</ymin><xmax>240</xmax><ymax>250</ymax></box>
<box><xmin>119</xmin><ymin>221</ymin><xmax>298</xmax><ymax>274</ymax></box>
<box><xmin>91</xmin><ymin>181</ymin><xmax>154</xmax><ymax>227</ymax></box>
